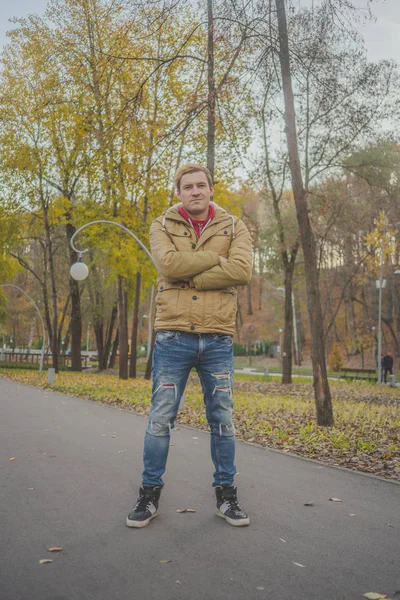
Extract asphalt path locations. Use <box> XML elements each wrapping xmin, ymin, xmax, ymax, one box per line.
<box><xmin>1</xmin><ymin>376</ymin><xmax>399</xmax><ymax>600</ymax></box>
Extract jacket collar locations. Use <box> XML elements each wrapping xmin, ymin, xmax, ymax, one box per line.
<box><xmin>161</xmin><ymin>202</ymin><xmax>236</xmax><ymax>247</ymax></box>
<box><xmin>162</xmin><ymin>201</ymin><xmax>231</xmax><ymax>226</ymax></box>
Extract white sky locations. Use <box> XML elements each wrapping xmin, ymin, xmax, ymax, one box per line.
<box><xmin>0</xmin><ymin>0</ymin><xmax>400</xmax><ymax>63</ymax></box>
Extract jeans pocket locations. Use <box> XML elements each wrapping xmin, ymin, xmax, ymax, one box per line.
<box><xmin>214</xmin><ymin>334</ymin><xmax>233</xmax><ymax>346</ymax></box>
<box><xmin>156</xmin><ymin>330</ymin><xmax>179</xmax><ymax>343</ymax></box>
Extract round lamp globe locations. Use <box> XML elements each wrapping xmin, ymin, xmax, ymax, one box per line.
<box><xmin>70</xmin><ymin>261</ymin><xmax>89</xmax><ymax>281</ymax></box>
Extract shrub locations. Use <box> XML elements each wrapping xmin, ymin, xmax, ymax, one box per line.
<box><xmin>329</xmin><ymin>343</ymin><xmax>343</xmax><ymax>372</ymax></box>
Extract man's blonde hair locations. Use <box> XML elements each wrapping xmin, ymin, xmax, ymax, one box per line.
<box><xmin>174</xmin><ymin>164</ymin><xmax>213</xmax><ymax>192</ymax></box>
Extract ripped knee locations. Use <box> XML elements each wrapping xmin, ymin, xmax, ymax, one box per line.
<box><xmin>146</xmin><ymin>419</ymin><xmax>171</xmax><ymax>437</ymax></box>
<box><xmin>210</xmin><ymin>422</ymin><xmax>235</xmax><ymax>437</ymax></box>
<box><xmin>211</xmin><ymin>372</ymin><xmax>231</xmax><ymax>397</ymax></box>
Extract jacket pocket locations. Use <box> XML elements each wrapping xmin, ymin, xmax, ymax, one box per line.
<box><xmin>155</xmin><ymin>283</ymin><xmax>189</xmax><ymax>323</ymax></box>
<box><xmin>207</xmin><ymin>288</ymin><xmax>237</xmax><ymax>325</ymax></box>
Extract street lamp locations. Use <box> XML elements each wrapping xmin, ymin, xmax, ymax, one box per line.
<box><xmin>69</xmin><ymin>219</ymin><xmax>156</xmax><ymax>277</ymax></box>
<box><xmin>0</xmin><ymin>284</ymin><xmax>46</xmax><ymax>372</ymax></box>
<box><xmin>69</xmin><ymin>219</ymin><xmax>157</xmax><ymax>378</ymax></box>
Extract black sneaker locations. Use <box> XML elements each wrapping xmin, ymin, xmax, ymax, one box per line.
<box><xmin>126</xmin><ymin>486</ymin><xmax>161</xmax><ymax>528</ymax></box>
<box><xmin>215</xmin><ymin>485</ymin><xmax>250</xmax><ymax>527</ymax></box>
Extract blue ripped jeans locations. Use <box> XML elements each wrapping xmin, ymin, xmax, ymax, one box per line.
<box><xmin>142</xmin><ymin>331</ymin><xmax>236</xmax><ymax>488</ymax></box>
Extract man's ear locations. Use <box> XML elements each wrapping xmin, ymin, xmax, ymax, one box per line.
<box><xmin>176</xmin><ymin>188</ymin><xmax>181</xmax><ymax>201</ymax></box>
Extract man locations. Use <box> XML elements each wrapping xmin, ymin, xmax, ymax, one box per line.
<box><xmin>126</xmin><ymin>164</ymin><xmax>252</xmax><ymax>528</ymax></box>
<box><xmin>383</xmin><ymin>352</ymin><xmax>394</xmax><ymax>383</ymax></box>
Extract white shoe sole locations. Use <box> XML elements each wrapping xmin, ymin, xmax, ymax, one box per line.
<box><xmin>126</xmin><ymin>513</ymin><xmax>158</xmax><ymax>528</ymax></box>
<box><xmin>216</xmin><ymin>508</ymin><xmax>250</xmax><ymax>527</ymax></box>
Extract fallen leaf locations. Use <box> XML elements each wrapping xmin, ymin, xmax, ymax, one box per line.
<box><xmin>304</xmin><ymin>502</ymin><xmax>314</xmax><ymax>506</ymax></box>
<box><xmin>27</xmin><ymin>487</ymin><xmax>34</xmax><ymax>490</ymax></box>
<box><xmin>293</xmin><ymin>562</ymin><xmax>306</xmax><ymax>568</ymax></box>
<box><xmin>329</xmin><ymin>497</ymin><xmax>342</xmax><ymax>502</ymax></box>
<box><xmin>176</xmin><ymin>508</ymin><xmax>196</xmax><ymax>513</ymax></box>
<box><xmin>176</xmin><ymin>508</ymin><xmax>187</xmax><ymax>513</ymax></box>
<box><xmin>170</xmin><ymin>444</ymin><xmax>175</xmax><ymax>446</ymax></box>
<box><xmin>186</xmin><ymin>509</ymin><xmax>197</xmax><ymax>513</ymax></box>
<box><xmin>348</xmin><ymin>513</ymin><xmax>356</xmax><ymax>517</ymax></box>
<box><xmin>363</xmin><ymin>594</ymin><xmax>387</xmax><ymax>600</ymax></box>
<box><xmin>47</xmin><ymin>547</ymin><xmax>63</xmax><ymax>552</ymax></box>
<box><xmin>159</xmin><ymin>559</ymin><xmax>172</xmax><ymax>564</ymax></box>
<box><xmin>278</xmin><ymin>538</ymin><xmax>286</xmax><ymax>543</ymax></box>
<box><xmin>176</xmin><ymin>581</ymin><xmax>182</xmax><ymax>585</ymax></box>
<box><xmin>9</xmin><ymin>457</ymin><xmax>16</xmax><ymax>461</ymax></box>
<box><xmin>192</xmin><ymin>437</ymin><xmax>198</xmax><ymax>440</ymax></box>
<box><xmin>39</xmin><ymin>559</ymin><xmax>53</xmax><ymax>564</ymax></box>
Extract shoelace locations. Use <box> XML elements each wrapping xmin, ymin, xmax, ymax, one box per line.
<box><xmin>224</xmin><ymin>495</ymin><xmax>241</xmax><ymax>512</ymax></box>
<box><xmin>136</xmin><ymin>495</ymin><xmax>153</xmax><ymax>512</ymax></box>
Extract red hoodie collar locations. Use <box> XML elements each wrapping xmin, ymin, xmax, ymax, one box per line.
<box><xmin>178</xmin><ymin>203</ymin><xmax>216</xmax><ymax>238</ymax></box>
<box><xmin>178</xmin><ymin>203</ymin><xmax>215</xmax><ymax>224</ymax></box>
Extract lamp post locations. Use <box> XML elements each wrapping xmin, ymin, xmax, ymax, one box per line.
<box><xmin>274</xmin><ymin>286</ymin><xmax>299</xmax><ymax>366</ymax></box>
<box><xmin>376</xmin><ymin>215</ymin><xmax>389</xmax><ymax>384</ymax></box>
<box><xmin>69</xmin><ymin>219</ymin><xmax>157</xmax><ymax>372</ymax></box>
<box><xmin>0</xmin><ymin>324</ymin><xmax>4</xmax><ymax>361</ymax></box>
<box><xmin>0</xmin><ymin>284</ymin><xmax>46</xmax><ymax>372</ymax></box>
<box><xmin>371</xmin><ymin>325</ymin><xmax>376</xmax><ymax>363</ymax></box>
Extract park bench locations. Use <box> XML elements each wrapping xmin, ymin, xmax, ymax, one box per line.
<box><xmin>339</xmin><ymin>367</ymin><xmax>378</xmax><ymax>383</ymax></box>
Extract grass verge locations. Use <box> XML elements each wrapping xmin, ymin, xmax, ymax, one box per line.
<box><xmin>1</xmin><ymin>369</ymin><xmax>399</xmax><ymax>482</ymax></box>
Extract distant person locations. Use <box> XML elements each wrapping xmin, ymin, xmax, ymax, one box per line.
<box><xmin>125</xmin><ymin>164</ymin><xmax>252</xmax><ymax>528</ymax></box>
<box><xmin>382</xmin><ymin>352</ymin><xmax>394</xmax><ymax>383</ymax></box>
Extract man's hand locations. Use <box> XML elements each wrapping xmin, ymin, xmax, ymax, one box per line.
<box><xmin>220</xmin><ymin>256</ymin><xmax>228</xmax><ymax>264</ymax></box>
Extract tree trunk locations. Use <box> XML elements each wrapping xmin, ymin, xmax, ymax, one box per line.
<box><xmin>109</xmin><ymin>328</ymin><xmax>119</xmax><ymax>369</ymax></box>
<box><xmin>57</xmin><ymin>294</ymin><xmax>71</xmax><ymax>354</ymax></box>
<box><xmin>101</xmin><ymin>299</ymin><xmax>118</xmax><ymax>370</ymax></box>
<box><xmin>66</xmin><ymin>221</ymin><xmax>82</xmax><ymax>372</ymax></box>
<box><xmin>144</xmin><ymin>332</ymin><xmax>155</xmax><ymax>380</ymax></box>
<box><xmin>282</xmin><ymin>267</ymin><xmax>294</xmax><ymax>384</ymax></box>
<box><xmin>88</xmin><ymin>260</ymin><xmax>104</xmax><ymax>369</ymax></box>
<box><xmin>129</xmin><ymin>271</ymin><xmax>141</xmax><ymax>378</ymax></box>
<box><xmin>44</xmin><ymin>215</ymin><xmax>59</xmax><ymax>373</ymax></box>
<box><xmin>275</xmin><ymin>0</ymin><xmax>333</xmax><ymax>426</ymax></box>
<box><xmin>207</xmin><ymin>0</ymin><xmax>216</xmax><ymax>182</ymax></box>
<box><xmin>144</xmin><ymin>286</ymin><xmax>156</xmax><ymax>380</ymax></box>
<box><xmin>118</xmin><ymin>277</ymin><xmax>128</xmax><ymax>380</ymax></box>
<box><xmin>247</xmin><ymin>282</ymin><xmax>253</xmax><ymax>316</ymax></box>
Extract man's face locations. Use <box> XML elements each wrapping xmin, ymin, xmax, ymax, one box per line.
<box><xmin>176</xmin><ymin>171</ymin><xmax>214</xmax><ymax>219</ymax></box>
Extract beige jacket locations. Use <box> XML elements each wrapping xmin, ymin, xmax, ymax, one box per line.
<box><xmin>150</xmin><ymin>203</ymin><xmax>252</xmax><ymax>336</ymax></box>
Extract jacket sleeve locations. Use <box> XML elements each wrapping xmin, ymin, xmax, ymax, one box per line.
<box><xmin>192</xmin><ymin>219</ymin><xmax>252</xmax><ymax>290</ymax></box>
<box><xmin>150</xmin><ymin>219</ymin><xmax>221</xmax><ymax>280</ymax></box>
